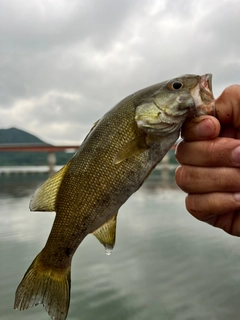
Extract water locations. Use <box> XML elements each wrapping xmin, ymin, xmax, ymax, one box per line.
<box><xmin>1</xmin><ymin>169</ymin><xmax>240</xmax><ymax>320</ymax></box>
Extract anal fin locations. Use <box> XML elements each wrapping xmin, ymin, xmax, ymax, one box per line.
<box><xmin>93</xmin><ymin>213</ymin><xmax>118</xmax><ymax>255</ymax></box>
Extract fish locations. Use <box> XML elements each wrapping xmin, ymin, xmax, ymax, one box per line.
<box><xmin>14</xmin><ymin>74</ymin><xmax>215</xmax><ymax>320</ymax></box>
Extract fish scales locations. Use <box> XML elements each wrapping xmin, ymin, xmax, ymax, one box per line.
<box><xmin>14</xmin><ymin>74</ymin><xmax>215</xmax><ymax>320</ymax></box>
<box><xmin>43</xmin><ymin>86</ymin><xmax>168</xmax><ymax>266</ymax></box>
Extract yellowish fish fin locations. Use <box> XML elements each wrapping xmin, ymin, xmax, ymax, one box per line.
<box><xmin>114</xmin><ymin>136</ymin><xmax>148</xmax><ymax>165</ymax></box>
<box><xmin>93</xmin><ymin>213</ymin><xmax>118</xmax><ymax>255</ymax></box>
<box><xmin>14</xmin><ymin>252</ymin><xmax>71</xmax><ymax>320</ymax></box>
<box><xmin>29</xmin><ymin>161</ymin><xmax>71</xmax><ymax>212</ymax></box>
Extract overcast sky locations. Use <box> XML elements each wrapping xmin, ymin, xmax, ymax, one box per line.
<box><xmin>0</xmin><ymin>0</ymin><xmax>239</xmax><ymax>144</ymax></box>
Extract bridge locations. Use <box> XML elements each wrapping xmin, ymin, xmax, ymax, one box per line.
<box><xmin>0</xmin><ymin>143</ymin><xmax>177</xmax><ymax>173</ymax></box>
<box><xmin>0</xmin><ymin>144</ymin><xmax>79</xmax><ymax>152</ymax></box>
<box><xmin>0</xmin><ymin>143</ymin><xmax>177</xmax><ymax>152</ymax></box>
<box><xmin>0</xmin><ymin>144</ymin><xmax>79</xmax><ymax>173</ymax></box>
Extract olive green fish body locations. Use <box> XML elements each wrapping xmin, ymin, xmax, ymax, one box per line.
<box><xmin>40</xmin><ymin>82</ymin><xmax>184</xmax><ymax>266</ymax></box>
<box><xmin>14</xmin><ymin>74</ymin><xmax>215</xmax><ymax>320</ymax></box>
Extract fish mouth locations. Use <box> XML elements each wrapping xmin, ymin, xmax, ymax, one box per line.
<box><xmin>190</xmin><ymin>73</ymin><xmax>215</xmax><ymax>116</ymax></box>
<box><xmin>200</xmin><ymin>74</ymin><xmax>213</xmax><ymax>102</ymax></box>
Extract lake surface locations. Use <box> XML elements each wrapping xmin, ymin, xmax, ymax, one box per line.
<box><xmin>1</xmin><ymin>168</ymin><xmax>240</xmax><ymax>320</ymax></box>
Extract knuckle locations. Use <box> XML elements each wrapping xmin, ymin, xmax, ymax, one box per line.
<box><xmin>175</xmin><ymin>166</ymin><xmax>190</xmax><ymax>192</ymax></box>
<box><xmin>185</xmin><ymin>195</ymin><xmax>200</xmax><ymax>217</ymax></box>
<box><xmin>175</xmin><ymin>142</ymin><xmax>183</xmax><ymax>163</ymax></box>
<box><xmin>222</xmin><ymin>85</ymin><xmax>240</xmax><ymax>99</ymax></box>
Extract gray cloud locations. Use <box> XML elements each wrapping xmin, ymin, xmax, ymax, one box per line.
<box><xmin>0</xmin><ymin>0</ymin><xmax>239</xmax><ymax>143</ymax></box>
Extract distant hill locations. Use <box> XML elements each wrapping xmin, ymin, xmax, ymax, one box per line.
<box><xmin>0</xmin><ymin>127</ymin><xmax>47</xmax><ymax>144</ymax></box>
<box><xmin>0</xmin><ymin>127</ymin><xmax>74</xmax><ymax>166</ymax></box>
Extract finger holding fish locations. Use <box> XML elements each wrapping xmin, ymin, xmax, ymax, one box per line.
<box><xmin>179</xmin><ymin>85</ymin><xmax>240</xmax><ymax>143</ymax></box>
<box><xmin>175</xmin><ymin>165</ymin><xmax>240</xmax><ymax>194</ymax></box>
<box><xmin>185</xmin><ymin>192</ymin><xmax>240</xmax><ymax>236</ymax></box>
<box><xmin>176</xmin><ymin>137</ymin><xmax>240</xmax><ymax>168</ymax></box>
<box><xmin>180</xmin><ymin>115</ymin><xmax>220</xmax><ymax>141</ymax></box>
<box><xmin>175</xmin><ymin>84</ymin><xmax>240</xmax><ymax>237</ymax></box>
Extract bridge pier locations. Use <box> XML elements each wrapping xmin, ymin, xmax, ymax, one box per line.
<box><xmin>161</xmin><ymin>152</ymin><xmax>170</xmax><ymax>181</ymax></box>
<box><xmin>48</xmin><ymin>152</ymin><xmax>56</xmax><ymax>174</ymax></box>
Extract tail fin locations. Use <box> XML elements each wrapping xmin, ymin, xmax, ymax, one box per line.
<box><xmin>14</xmin><ymin>253</ymin><xmax>71</xmax><ymax>320</ymax></box>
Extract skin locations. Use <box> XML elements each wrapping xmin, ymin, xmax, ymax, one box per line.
<box><xmin>175</xmin><ymin>85</ymin><xmax>240</xmax><ymax>236</ymax></box>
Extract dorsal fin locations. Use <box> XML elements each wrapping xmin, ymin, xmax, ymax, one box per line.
<box><xmin>82</xmin><ymin>119</ymin><xmax>100</xmax><ymax>143</ymax></box>
<box><xmin>29</xmin><ymin>161</ymin><xmax>71</xmax><ymax>212</ymax></box>
<box><xmin>93</xmin><ymin>213</ymin><xmax>118</xmax><ymax>255</ymax></box>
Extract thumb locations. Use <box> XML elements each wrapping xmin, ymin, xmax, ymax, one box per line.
<box><xmin>181</xmin><ymin>115</ymin><xmax>220</xmax><ymax>141</ymax></box>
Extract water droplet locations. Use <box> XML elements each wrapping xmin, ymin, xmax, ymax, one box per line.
<box><xmin>105</xmin><ymin>245</ymin><xmax>113</xmax><ymax>255</ymax></box>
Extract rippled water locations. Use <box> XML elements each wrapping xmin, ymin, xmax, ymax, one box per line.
<box><xmin>1</xmin><ymin>169</ymin><xmax>240</xmax><ymax>320</ymax></box>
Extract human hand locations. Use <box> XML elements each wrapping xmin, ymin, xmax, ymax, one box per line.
<box><xmin>175</xmin><ymin>85</ymin><xmax>240</xmax><ymax>236</ymax></box>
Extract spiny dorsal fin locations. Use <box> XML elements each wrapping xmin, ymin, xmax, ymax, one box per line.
<box><xmin>114</xmin><ymin>135</ymin><xmax>148</xmax><ymax>165</ymax></box>
<box><xmin>29</xmin><ymin>162</ymin><xmax>71</xmax><ymax>212</ymax></box>
<box><xmin>82</xmin><ymin>119</ymin><xmax>100</xmax><ymax>143</ymax></box>
<box><xmin>93</xmin><ymin>213</ymin><xmax>118</xmax><ymax>255</ymax></box>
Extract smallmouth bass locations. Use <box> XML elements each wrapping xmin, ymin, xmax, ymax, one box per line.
<box><xmin>14</xmin><ymin>74</ymin><xmax>215</xmax><ymax>320</ymax></box>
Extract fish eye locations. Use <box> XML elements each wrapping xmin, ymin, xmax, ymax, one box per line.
<box><xmin>168</xmin><ymin>81</ymin><xmax>183</xmax><ymax>90</ymax></box>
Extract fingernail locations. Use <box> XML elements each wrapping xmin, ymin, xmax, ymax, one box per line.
<box><xmin>232</xmin><ymin>146</ymin><xmax>240</xmax><ymax>164</ymax></box>
<box><xmin>233</xmin><ymin>193</ymin><xmax>240</xmax><ymax>202</ymax></box>
<box><xmin>195</xmin><ymin>118</ymin><xmax>215</xmax><ymax>138</ymax></box>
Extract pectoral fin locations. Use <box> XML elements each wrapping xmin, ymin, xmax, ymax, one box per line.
<box><xmin>114</xmin><ymin>136</ymin><xmax>148</xmax><ymax>165</ymax></box>
<box><xmin>93</xmin><ymin>213</ymin><xmax>118</xmax><ymax>255</ymax></box>
<box><xmin>29</xmin><ymin>161</ymin><xmax>71</xmax><ymax>212</ymax></box>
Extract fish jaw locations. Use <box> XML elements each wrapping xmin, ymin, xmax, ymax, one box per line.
<box><xmin>190</xmin><ymin>73</ymin><xmax>215</xmax><ymax>116</ymax></box>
